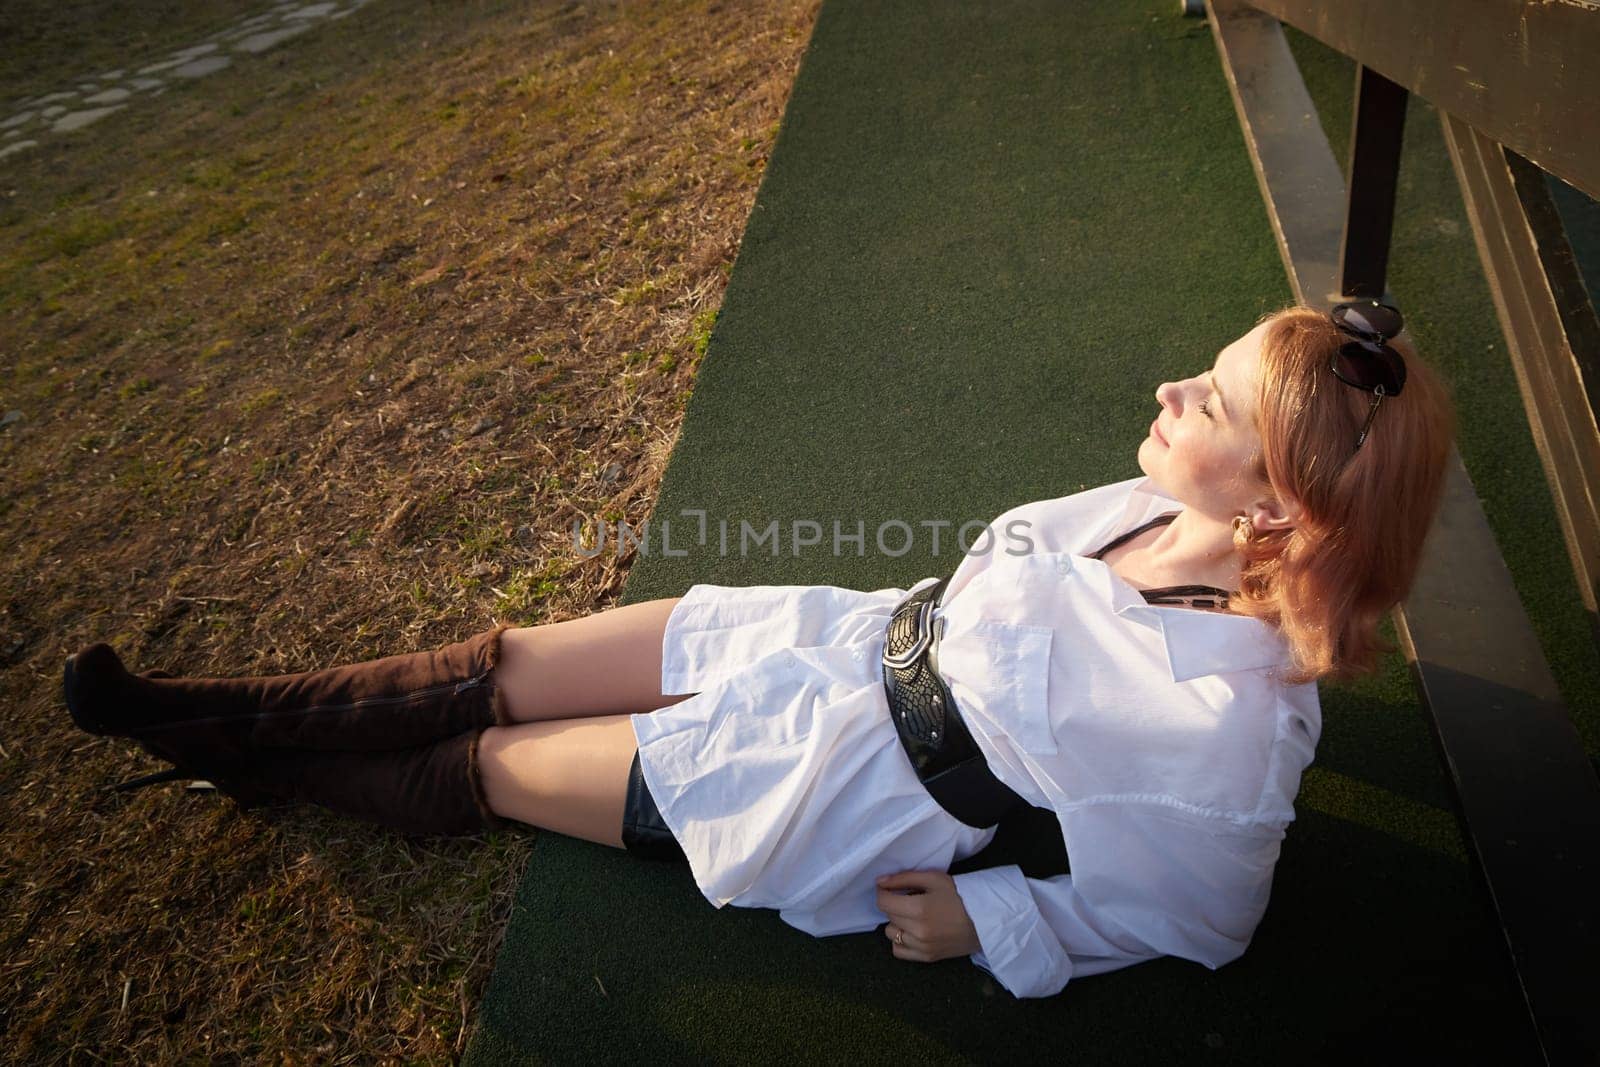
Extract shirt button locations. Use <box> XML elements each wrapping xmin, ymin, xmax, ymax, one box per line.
<box><xmin>1055</xmin><ymin>558</ymin><xmax>1073</xmax><ymax>578</ymax></box>
<box><xmin>852</xmin><ymin>649</ymin><xmax>864</xmax><ymax>662</ymax></box>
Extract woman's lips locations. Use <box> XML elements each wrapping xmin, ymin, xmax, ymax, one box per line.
<box><xmin>1150</xmin><ymin>418</ymin><xmax>1168</xmax><ymax>446</ymax></box>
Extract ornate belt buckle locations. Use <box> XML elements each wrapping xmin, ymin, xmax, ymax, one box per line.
<box><xmin>882</xmin><ymin>597</ymin><xmax>936</xmax><ymax>670</ymax></box>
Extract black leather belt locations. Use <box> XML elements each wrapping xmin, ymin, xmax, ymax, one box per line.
<box><xmin>882</xmin><ymin>577</ymin><xmax>1029</xmax><ymax>829</ymax></box>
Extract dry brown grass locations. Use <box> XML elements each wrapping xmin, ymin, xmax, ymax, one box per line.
<box><xmin>0</xmin><ymin>0</ymin><xmax>819</xmax><ymax>1060</ymax></box>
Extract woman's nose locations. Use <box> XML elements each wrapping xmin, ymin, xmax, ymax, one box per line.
<box><xmin>1156</xmin><ymin>380</ymin><xmax>1180</xmax><ymax>411</ymax></box>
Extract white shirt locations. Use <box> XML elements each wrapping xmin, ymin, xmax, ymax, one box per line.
<box><xmin>937</xmin><ymin>475</ymin><xmax>1322</xmax><ymax>997</ymax></box>
<box><xmin>635</xmin><ymin>475</ymin><xmax>1321</xmax><ymax>1001</ymax></box>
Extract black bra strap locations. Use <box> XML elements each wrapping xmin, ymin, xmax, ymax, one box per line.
<box><xmin>1090</xmin><ymin>511</ymin><xmax>1235</xmax><ymax>608</ymax></box>
<box><xmin>1089</xmin><ymin>511</ymin><xmax>1180</xmax><ymax>560</ymax></box>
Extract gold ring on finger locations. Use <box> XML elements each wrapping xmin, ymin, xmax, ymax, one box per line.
<box><xmin>894</xmin><ymin>929</ymin><xmax>905</xmax><ymax>946</ymax></box>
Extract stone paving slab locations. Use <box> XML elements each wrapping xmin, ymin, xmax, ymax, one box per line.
<box><xmin>235</xmin><ymin>24</ymin><xmax>314</xmax><ymax>55</ymax></box>
<box><xmin>170</xmin><ymin>56</ymin><xmax>233</xmax><ymax>80</ymax></box>
<box><xmin>1</xmin><ymin>0</ymin><xmax>377</xmax><ymax>163</ymax></box>
<box><xmin>52</xmin><ymin>105</ymin><xmax>126</xmax><ymax>133</ymax></box>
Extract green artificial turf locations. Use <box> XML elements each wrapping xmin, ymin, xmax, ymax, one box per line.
<box><xmin>467</xmin><ymin>1</ymin><xmax>1597</xmax><ymax>1060</ymax></box>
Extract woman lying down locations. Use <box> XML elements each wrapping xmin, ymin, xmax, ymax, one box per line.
<box><xmin>64</xmin><ymin>301</ymin><xmax>1453</xmax><ymax>999</ymax></box>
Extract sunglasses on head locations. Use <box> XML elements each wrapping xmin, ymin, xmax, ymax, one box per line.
<box><xmin>1330</xmin><ymin>300</ymin><xmax>1407</xmax><ymax>451</ymax></box>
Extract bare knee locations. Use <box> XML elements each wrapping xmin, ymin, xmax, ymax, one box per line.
<box><xmin>496</xmin><ymin>597</ymin><xmax>693</xmax><ymax>722</ymax></box>
<box><xmin>478</xmin><ymin>717</ymin><xmax>638</xmax><ymax>848</ymax></box>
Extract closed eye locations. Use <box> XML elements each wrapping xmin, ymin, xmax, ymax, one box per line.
<box><xmin>1206</xmin><ymin>370</ymin><xmax>1228</xmax><ymax>421</ymax></box>
<box><xmin>1198</xmin><ymin>399</ymin><xmax>1213</xmax><ymax>418</ymax></box>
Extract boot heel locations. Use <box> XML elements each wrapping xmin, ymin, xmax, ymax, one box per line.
<box><xmin>106</xmin><ymin>767</ymin><xmax>187</xmax><ymax>792</ymax></box>
<box><xmin>105</xmin><ymin>759</ymin><xmax>277</xmax><ymax>809</ymax></box>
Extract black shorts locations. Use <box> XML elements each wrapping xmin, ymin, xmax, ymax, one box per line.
<box><xmin>621</xmin><ymin>750</ymin><xmax>687</xmax><ymax>862</ymax></box>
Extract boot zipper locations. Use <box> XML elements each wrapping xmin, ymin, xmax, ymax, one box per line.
<box><xmin>453</xmin><ymin>668</ymin><xmax>492</xmax><ymax>695</ymax></box>
<box><xmin>295</xmin><ymin>666</ymin><xmax>495</xmax><ymax>713</ymax></box>
<box><xmin>134</xmin><ymin>667</ymin><xmax>496</xmax><ymax>733</ymax></box>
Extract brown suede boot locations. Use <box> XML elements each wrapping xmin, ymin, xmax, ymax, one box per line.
<box><xmin>102</xmin><ymin>729</ymin><xmax>508</xmax><ymax>836</ymax></box>
<box><xmin>238</xmin><ymin>728</ymin><xmax>509</xmax><ymax>836</ymax></box>
<box><xmin>63</xmin><ymin>624</ymin><xmax>517</xmax><ymax>756</ymax></box>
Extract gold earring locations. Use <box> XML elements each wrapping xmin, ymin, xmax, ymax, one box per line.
<box><xmin>1232</xmin><ymin>516</ymin><xmax>1255</xmax><ymax>544</ymax></box>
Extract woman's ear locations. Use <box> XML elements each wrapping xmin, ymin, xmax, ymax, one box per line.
<box><xmin>1248</xmin><ymin>493</ymin><xmax>1299</xmax><ymax>536</ymax></box>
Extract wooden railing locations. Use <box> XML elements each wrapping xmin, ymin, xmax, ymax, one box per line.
<box><xmin>1203</xmin><ymin>2</ymin><xmax>1600</xmax><ymax>1062</ymax></box>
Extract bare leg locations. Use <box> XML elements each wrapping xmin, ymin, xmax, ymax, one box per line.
<box><xmin>477</xmin><ymin>716</ymin><xmax>638</xmax><ymax>847</ymax></box>
<box><xmin>495</xmin><ymin>597</ymin><xmax>698</xmax><ymax>723</ymax></box>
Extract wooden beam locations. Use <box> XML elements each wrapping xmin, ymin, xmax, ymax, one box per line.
<box><xmin>1205</xmin><ymin>0</ymin><xmax>1342</xmax><ymax>305</ymax></box>
<box><xmin>1247</xmin><ymin>0</ymin><xmax>1600</xmax><ymax>201</ymax></box>
<box><xmin>1441</xmin><ymin>116</ymin><xmax>1600</xmax><ymax>620</ymax></box>
<box><xmin>1207</xmin><ymin>3</ymin><xmax>1600</xmax><ymax>1061</ymax></box>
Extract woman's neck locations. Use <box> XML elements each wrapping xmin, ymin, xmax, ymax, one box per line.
<box><xmin>1111</xmin><ymin>509</ymin><xmax>1242</xmax><ymax>592</ymax></box>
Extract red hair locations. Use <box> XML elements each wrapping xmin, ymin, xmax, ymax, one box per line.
<box><xmin>1229</xmin><ymin>305</ymin><xmax>1456</xmax><ymax>685</ymax></box>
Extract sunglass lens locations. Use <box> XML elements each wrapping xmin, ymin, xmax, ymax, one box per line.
<box><xmin>1334</xmin><ymin>301</ymin><xmax>1403</xmax><ymax>339</ymax></box>
<box><xmin>1334</xmin><ymin>341</ymin><xmax>1407</xmax><ymax>395</ymax></box>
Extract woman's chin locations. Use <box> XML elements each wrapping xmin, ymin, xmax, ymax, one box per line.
<box><xmin>1135</xmin><ymin>442</ymin><xmax>1159</xmax><ymax>479</ymax></box>
<box><xmin>1136</xmin><ymin>459</ymin><xmax>1179</xmax><ymax>501</ymax></box>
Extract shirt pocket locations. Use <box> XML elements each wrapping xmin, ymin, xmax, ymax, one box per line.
<box><xmin>956</xmin><ymin>618</ymin><xmax>1058</xmax><ymax>756</ymax></box>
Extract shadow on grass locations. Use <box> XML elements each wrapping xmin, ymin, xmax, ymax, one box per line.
<box><xmin>467</xmin><ymin>803</ymin><xmax>1532</xmax><ymax>1065</ymax></box>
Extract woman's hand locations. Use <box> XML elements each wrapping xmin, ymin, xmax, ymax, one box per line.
<box><xmin>875</xmin><ymin>870</ymin><xmax>982</xmax><ymax>963</ymax></box>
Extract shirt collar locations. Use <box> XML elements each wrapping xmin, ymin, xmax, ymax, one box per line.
<box><xmin>1152</xmin><ymin>605</ymin><xmax>1295</xmax><ymax>682</ymax></box>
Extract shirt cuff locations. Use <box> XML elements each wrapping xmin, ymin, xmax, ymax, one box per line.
<box><xmin>951</xmin><ymin>866</ymin><xmax>1073</xmax><ymax>999</ymax></box>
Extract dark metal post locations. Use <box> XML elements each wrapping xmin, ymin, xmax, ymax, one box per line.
<box><xmin>1338</xmin><ymin>65</ymin><xmax>1408</xmax><ymax>298</ymax></box>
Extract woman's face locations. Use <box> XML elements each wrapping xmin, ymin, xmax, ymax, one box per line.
<box><xmin>1138</xmin><ymin>320</ymin><xmax>1272</xmax><ymax>522</ymax></box>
